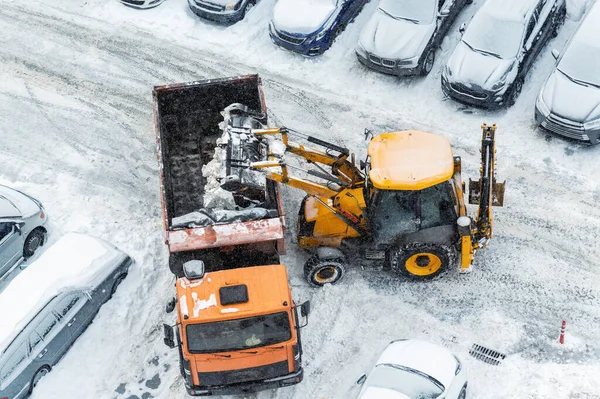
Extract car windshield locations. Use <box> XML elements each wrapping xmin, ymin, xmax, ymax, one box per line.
<box><xmin>557</xmin><ymin>41</ymin><xmax>600</xmax><ymax>88</ymax></box>
<box><xmin>463</xmin><ymin>14</ymin><xmax>525</xmax><ymax>59</ymax></box>
<box><xmin>369</xmin><ymin>184</ymin><xmax>457</xmax><ymax>244</ymax></box>
<box><xmin>367</xmin><ymin>364</ymin><xmax>444</xmax><ymax>398</ymax></box>
<box><xmin>186</xmin><ymin>312</ymin><xmax>291</xmax><ymax>353</ymax></box>
<box><xmin>379</xmin><ymin>0</ymin><xmax>435</xmax><ymax>24</ymax></box>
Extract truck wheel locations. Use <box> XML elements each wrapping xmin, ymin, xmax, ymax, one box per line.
<box><xmin>391</xmin><ymin>243</ymin><xmax>453</xmax><ymax>279</ymax></box>
<box><xmin>23</xmin><ymin>229</ymin><xmax>45</xmax><ymax>259</ymax></box>
<box><xmin>30</xmin><ymin>365</ymin><xmax>51</xmax><ymax>392</ymax></box>
<box><xmin>304</xmin><ymin>256</ymin><xmax>346</xmax><ymax>287</ymax></box>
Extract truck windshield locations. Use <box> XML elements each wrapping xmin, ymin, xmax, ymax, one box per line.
<box><xmin>186</xmin><ymin>312</ymin><xmax>291</xmax><ymax>353</ymax></box>
<box><xmin>369</xmin><ymin>183</ymin><xmax>456</xmax><ymax>244</ymax></box>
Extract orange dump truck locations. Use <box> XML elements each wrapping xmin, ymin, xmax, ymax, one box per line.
<box><xmin>153</xmin><ymin>75</ymin><xmax>309</xmax><ymax>395</ymax></box>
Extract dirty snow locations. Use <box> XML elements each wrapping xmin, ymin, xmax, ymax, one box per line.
<box><xmin>0</xmin><ymin>0</ymin><xmax>599</xmax><ymax>398</ymax></box>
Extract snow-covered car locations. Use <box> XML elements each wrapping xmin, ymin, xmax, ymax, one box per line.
<box><xmin>188</xmin><ymin>0</ymin><xmax>257</xmax><ymax>24</ymax></box>
<box><xmin>269</xmin><ymin>0</ymin><xmax>369</xmax><ymax>56</ymax></box>
<box><xmin>535</xmin><ymin>1</ymin><xmax>600</xmax><ymax>145</ymax></box>
<box><xmin>441</xmin><ymin>0</ymin><xmax>566</xmax><ymax>108</ymax></box>
<box><xmin>0</xmin><ymin>185</ymin><xmax>47</xmax><ymax>281</ymax></box>
<box><xmin>0</xmin><ymin>233</ymin><xmax>132</xmax><ymax>398</ymax></box>
<box><xmin>119</xmin><ymin>0</ymin><xmax>166</xmax><ymax>9</ymax></box>
<box><xmin>356</xmin><ymin>339</ymin><xmax>468</xmax><ymax>399</ymax></box>
<box><xmin>356</xmin><ymin>0</ymin><xmax>472</xmax><ymax>77</ymax></box>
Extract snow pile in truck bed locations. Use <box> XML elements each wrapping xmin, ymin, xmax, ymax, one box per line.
<box><xmin>201</xmin><ymin>141</ymin><xmax>237</xmax><ymax>210</ymax></box>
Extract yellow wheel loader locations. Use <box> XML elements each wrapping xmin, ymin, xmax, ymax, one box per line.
<box><xmin>218</xmin><ymin>105</ymin><xmax>505</xmax><ymax>287</ymax></box>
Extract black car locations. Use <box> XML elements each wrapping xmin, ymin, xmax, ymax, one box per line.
<box><xmin>442</xmin><ymin>0</ymin><xmax>566</xmax><ymax>108</ymax></box>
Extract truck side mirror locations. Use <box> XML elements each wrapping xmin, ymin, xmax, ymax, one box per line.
<box><xmin>459</xmin><ymin>23</ymin><xmax>466</xmax><ymax>35</ymax></box>
<box><xmin>300</xmin><ymin>300</ymin><xmax>311</xmax><ymax>317</ymax></box>
<box><xmin>163</xmin><ymin>324</ymin><xmax>176</xmax><ymax>348</ymax></box>
<box><xmin>356</xmin><ymin>374</ymin><xmax>367</xmax><ymax>385</ymax></box>
<box><xmin>166</xmin><ymin>297</ymin><xmax>176</xmax><ymax>313</ymax></box>
<box><xmin>551</xmin><ymin>49</ymin><xmax>559</xmax><ymax>60</ymax></box>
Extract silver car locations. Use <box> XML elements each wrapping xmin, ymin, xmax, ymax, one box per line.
<box><xmin>535</xmin><ymin>1</ymin><xmax>600</xmax><ymax>145</ymax></box>
<box><xmin>0</xmin><ymin>233</ymin><xmax>132</xmax><ymax>398</ymax></box>
<box><xmin>0</xmin><ymin>185</ymin><xmax>48</xmax><ymax>280</ymax></box>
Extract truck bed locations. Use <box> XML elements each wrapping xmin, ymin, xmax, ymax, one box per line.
<box><xmin>153</xmin><ymin>75</ymin><xmax>286</xmax><ymax>270</ymax></box>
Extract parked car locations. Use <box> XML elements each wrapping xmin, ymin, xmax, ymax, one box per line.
<box><xmin>356</xmin><ymin>0</ymin><xmax>472</xmax><ymax>76</ymax></box>
<box><xmin>269</xmin><ymin>0</ymin><xmax>369</xmax><ymax>56</ymax></box>
<box><xmin>535</xmin><ymin>1</ymin><xmax>600</xmax><ymax>145</ymax></box>
<box><xmin>0</xmin><ymin>233</ymin><xmax>132</xmax><ymax>398</ymax></box>
<box><xmin>442</xmin><ymin>0</ymin><xmax>567</xmax><ymax>108</ymax></box>
<box><xmin>119</xmin><ymin>0</ymin><xmax>166</xmax><ymax>9</ymax></box>
<box><xmin>188</xmin><ymin>0</ymin><xmax>257</xmax><ymax>24</ymax></box>
<box><xmin>0</xmin><ymin>185</ymin><xmax>47</xmax><ymax>281</ymax></box>
<box><xmin>355</xmin><ymin>339</ymin><xmax>468</xmax><ymax>399</ymax></box>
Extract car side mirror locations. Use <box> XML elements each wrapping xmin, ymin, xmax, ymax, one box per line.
<box><xmin>357</xmin><ymin>374</ymin><xmax>367</xmax><ymax>385</ymax></box>
<box><xmin>438</xmin><ymin>9</ymin><xmax>450</xmax><ymax>17</ymax></box>
<box><xmin>163</xmin><ymin>324</ymin><xmax>176</xmax><ymax>348</ymax></box>
<box><xmin>165</xmin><ymin>297</ymin><xmax>176</xmax><ymax>313</ymax></box>
<box><xmin>459</xmin><ymin>23</ymin><xmax>466</xmax><ymax>35</ymax></box>
<box><xmin>13</xmin><ymin>222</ymin><xmax>24</xmax><ymax>235</ymax></box>
<box><xmin>551</xmin><ymin>49</ymin><xmax>559</xmax><ymax>60</ymax></box>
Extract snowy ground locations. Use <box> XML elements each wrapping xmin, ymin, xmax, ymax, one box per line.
<box><xmin>1</xmin><ymin>0</ymin><xmax>599</xmax><ymax>398</ymax></box>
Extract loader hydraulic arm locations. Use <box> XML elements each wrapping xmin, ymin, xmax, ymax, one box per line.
<box><xmin>251</xmin><ymin>127</ymin><xmax>365</xmax><ymax>198</ymax></box>
<box><xmin>469</xmin><ymin>124</ymin><xmax>506</xmax><ymax>249</ymax></box>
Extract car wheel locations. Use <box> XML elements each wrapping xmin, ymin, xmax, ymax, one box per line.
<box><xmin>30</xmin><ymin>365</ymin><xmax>51</xmax><ymax>393</ymax></box>
<box><xmin>419</xmin><ymin>48</ymin><xmax>435</xmax><ymax>76</ymax></box>
<box><xmin>507</xmin><ymin>77</ymin><xmax>524</xmax><ymax>107</ymax></box>
<box><xmin>458</xmin><ymin>383</ymin><xmax>468</xmax><ymax>399</ymax></box>
<box><xmin>391</xmin><ymin>243</ymin><xmax>454</xmax><ymax>279</ymax></box>
<box><xmin>551</xmin><ymin>6</ymin><xmax>566</xmax><ymax>38</ymax></box>
<box><xmin>23</xmin><ymin>229</ymin><xmax>45</xmax><ymax>259</ymax></box>
<box><xmin>109</xmin><ymin>273</ymin><xmax>128</xmax><ymax>299</ymax></box>
<box><xmin>465</xmin><ymin>0</ymin><xmax>473</xmax><ymax>4</ymax></box>
<box><xmin>304</xmin><ymin>255</ymin><xmax>346</xmax><ymax>287</ymax></box>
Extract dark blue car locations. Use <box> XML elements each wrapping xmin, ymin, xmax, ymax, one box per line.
<box><xmin>269</xmin><ymin>0</ymin><xmax>369</xmax><ymax>56</ymax></box>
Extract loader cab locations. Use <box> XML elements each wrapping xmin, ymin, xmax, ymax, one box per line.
<box><xmin>365</xmin><ymin>131</ymin><xmax>459</xmax><ymax>246</ymax></box>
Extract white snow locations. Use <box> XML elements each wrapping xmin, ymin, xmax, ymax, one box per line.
<box><xmin>179</xmin><ymin>295</ymin><xmax>189</xmax><ymax>318</ymax></box>
<box><xmin>191</xmin><ymin>292</ymin><xmax>217</xmax><ymax>317</ymax></box>
<box><xmin>0</xmin><ymin>0</ymin><xmax>599</xmax><ymax>398</ymax></box>
<box><xmin>0</xmin><ymin>233</ymin><xmax>122</xmax><ymax>348</ymax></box>
<box><xmin>272</xmin><ymin>0</ymin><xmax>336</xmax><ymax>35</ymax></box>
<box><xmin>221</xmin><ymin>307</ymin><xmax>239</xmax><ymax>313</ymax></box>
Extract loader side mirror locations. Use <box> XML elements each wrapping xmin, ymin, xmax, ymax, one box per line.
<box><xmin>459</xmin><ymin>23</ymin><xmax>466</xmax><ymax>35</ymax></box>
<box><xmin>356</xmin><ymin>374</ymin><xmax>367</xmax><ymax>385</ymax></box>
<box><xmin>163</xmin><ymin>324</ymin><xmax>176</xmax><ymax>348</ymax></box>
<box><xmin>359</xmin><ymin>160</ymin><xmax>366</xmax><ymax>170</ymax></box>
<box><xmin>551</xmin><ymin>49</ymin><xmax>559</xmax><ymax>60</ymax></box>
<box><xmin>166</xmin><ymin>297</ymin><xmax>176</xmax><ymax>313</ymax></box>
<box><xmin>364</xmin><ymin>128</ymin><xmax>373</xmax><ymax>141</ymax></box>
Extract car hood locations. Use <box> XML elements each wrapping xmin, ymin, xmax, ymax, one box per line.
<box><xmin>359</xmin><ymin>9</ymin><xmax>432</xmax><ymax>59</ymax></box>
<box><xmin>358</xmin><ymin>386</ymin><xmax>410</xmax><ymax>399</ymax></box>
<box><xmin>541</xmin><ymin>70</ymin><xmax>600</xmax><ymax>123</ymax></box>
<box><xmin>446</xmin><ymin>42</ymin><xmax>515</xmax><ymax>90</ymax></box>
<box><xmin>202</xmin><ymin>0</ymin><xmax>239</xmax><ymax>6</ymax></box>
<box><xmin>272</xmin><ymin>0</ymin><xmax>335</xmax><ymax>35</ymax></box>
<box><xmin>0</xmin><ymin>185</ymin><xmax>40</xmax><ymax>218</ymax></box>
<box><xmin>377</xmin><ymin>340</ymin><xmax>457</xmax><ymax>388</ymax></box>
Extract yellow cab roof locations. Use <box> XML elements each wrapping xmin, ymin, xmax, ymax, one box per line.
<box><xmin>176</xmin><ymin>264</ymin><xmax>292</xmax><ymax>324</ymax></box>
<box><xmin>368</xmin><ymin>131</ymin><xmax>454</xmax><ymax>190</ymax></box>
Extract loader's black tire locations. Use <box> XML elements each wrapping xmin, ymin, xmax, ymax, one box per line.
<box><xmin>304</xmin><ymin>256</ymin><xmax>346</xmax><ymax>287</ymax></box>
<box><xmin>391</xmin><ymin>243</ymin><xmax>454</xmax><ymax>279</ymax></box>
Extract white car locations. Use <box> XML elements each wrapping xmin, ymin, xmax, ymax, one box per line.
<box><xmin>119</xmin><ymin>0</ymin><xmax>166</xmax><ymax>9</ymax></box>
<box><xmin>356</xmin><ymin>339</ymin><xmax>468</xmax><ymax>399</ymax></box>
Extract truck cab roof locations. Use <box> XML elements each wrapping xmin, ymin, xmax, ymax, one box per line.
<box><xmin>176</xmin><ymin>264</ymin><xmax>293</xmax><ymax>324</ymax></box>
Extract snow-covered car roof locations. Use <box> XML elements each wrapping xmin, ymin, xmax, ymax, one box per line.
<box><xmin>480</xmin><ymin>0</ymin><xmax>538</xmax><ymax>22</ymax></box>
<box><xmin>0</xmin><ymin>233</ymin><xmax>127</xmax><ymax>350</ymax></box>
<box><xmin>0</xmin><ymin>184</ymin><xmax>40</xmax><ymax>219</ymax></box>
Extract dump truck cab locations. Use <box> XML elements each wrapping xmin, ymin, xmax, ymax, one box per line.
<box><xmin>164</xmin><ymin>263</ymin><xmax>308</xmax><ymax>396</ymax></box>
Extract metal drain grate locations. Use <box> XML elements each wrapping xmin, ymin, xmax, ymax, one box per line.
<box><xmin>469</xmin><ymin>344</ymin><xmax>506</xmax><ymax>366</ymax></box>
